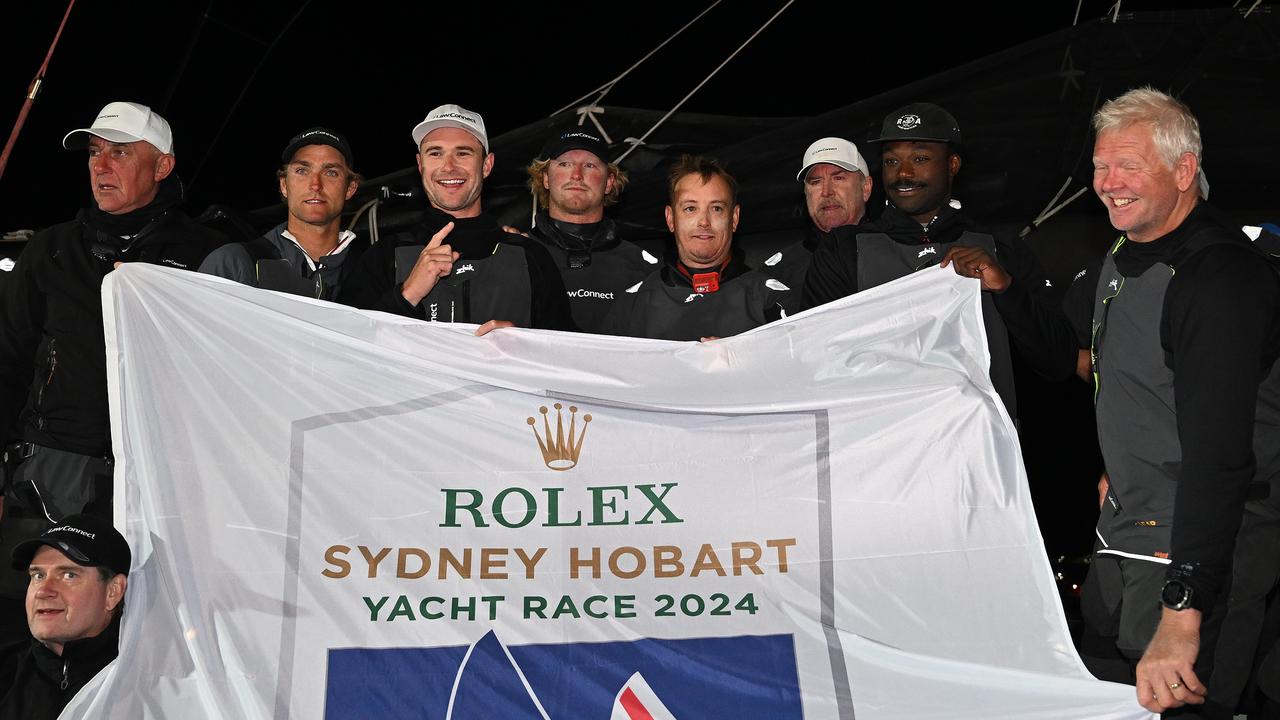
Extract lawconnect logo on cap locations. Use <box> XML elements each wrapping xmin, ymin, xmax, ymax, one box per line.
<box><xmin>411</xmin><ymin>103</ymin><xmax>489</xmax><ymax>151</ymax></box>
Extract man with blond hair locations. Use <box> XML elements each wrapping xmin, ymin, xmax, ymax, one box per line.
<box><xmin>524</xmin><ymin>129</ymin><xmax>656</xmax><ymax>333</ymax></box>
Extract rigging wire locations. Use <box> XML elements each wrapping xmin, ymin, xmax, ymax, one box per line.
<box><xmin>613</xmin><ymin>0</ymin><xmax>797</xmax><ymax>165</ymax></box>
<box><xmin>186</xmin><ymin>0</ymin><xmax>312</xmax><ymax>194</ymax></box>
<box><xmin>0</xmin><ymin>0</ymin><xmax>78</xmax><ymax>183</ymax></box>
<box><xmin>547</xmin><ymin>1</ymin><xmax>722</xmax><ymax>119</ymax></box>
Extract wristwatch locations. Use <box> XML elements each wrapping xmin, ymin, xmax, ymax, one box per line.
<box><xmin>1161</xmin><ymin>578</ymin><xmax>1195</xmax><ymax>611</ymax></box>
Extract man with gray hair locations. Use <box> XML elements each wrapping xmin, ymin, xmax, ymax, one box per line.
<box><xmin>0</xmin><ymin>102</ymin><xmax>222</xmax><ymax>632</ymax></box>
<box><xmin>1078</xmin><ymin>86</ymin><xmax>1280</xmax><ymax>717</ymax></box>
<box><xmin>765</xmin><ymin>137</ymin><xmax>872</xmax><ymax>313</ymax></box>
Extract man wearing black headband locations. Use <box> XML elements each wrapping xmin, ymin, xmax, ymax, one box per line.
<box><xmin>200</xmin><ymin>127</ymin><xmax>362</xmax><ymax>301</ymax></box>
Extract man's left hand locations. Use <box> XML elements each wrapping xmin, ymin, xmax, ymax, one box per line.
<box><xmin>1136</xmin><ymin>608</ymin><xmax>1207</xmax><ymax>713</ymax></box>
<box><xmin>939</xmin><ymin>246</ymin><xmax>1011</xmax><ymax>293</ymax></box>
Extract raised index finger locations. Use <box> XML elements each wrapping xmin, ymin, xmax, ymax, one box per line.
<box><xmin>427</xmin><ymin>221</ymin><xmax>456</xmax><ymax>248</ymax></box>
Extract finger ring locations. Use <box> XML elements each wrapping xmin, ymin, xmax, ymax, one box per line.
<box><xmin>1169</xmin><ymin>682</ymin><xmax>1181</xmax><ymax>690</ymax></box>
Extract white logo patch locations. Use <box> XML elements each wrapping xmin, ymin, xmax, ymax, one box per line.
<box><xmin>917</xmin><ymin>246</ymin><xmax>937</xmax><ymax>258</ymax></box>
<box><xmin>1045</xmin><ymin>279</ymin><xmax>1053</xmax><ymax>288</ymax></box>
<box><xmin>896</xmin><ymin>114</ymin><xmax>922</xmax><ymax>130</ymax></box>
<box><xmin>1073</xmin><ymin>268</ymin><xmax>1088</xmax><ymax>282</ymax></box>
<box><xmin>625</xmin><ymin>281</ymin><xmax>643</xmax><ymax>294</ymax></box>
<box><xmin>764</xmin><ymin>252</ymin><xmax>783</xmax><ymax>267</ymax></box>
<box><xmin>765</xmin><ymin>279</ymin><xmax>790</xmax><ymax>291</ymax></box>
<box><xmin>0</xmin><ymin>258</ymin><xmax>14</xmax><ymax>272</ymax></box>
<box><xmin>683</xmin><ymin>293</ymin><xmax>703</xmax><ymax>303</ymax></box>
<box><xmin>454</xmin><ymin>264</ymin><xmax>475</xmax><ymax>275</ymax></box>
<box><xmin>1108</xmin><ymin>278</ymin><xmax>1119</xmax><ymax>291</ymax></box>
<box><xmin>640</xmin><ymin>250</ymin><xmax>659</xmax><ymax>265</ymax></box>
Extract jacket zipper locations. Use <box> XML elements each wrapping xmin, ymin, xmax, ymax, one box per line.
<box><xmin>35</xmin><ymin>338</ymin><xmax>58</xmax><ymax>428</ymax></box>
<box><xmin>61</xmin><ymin>659</ymin><xmax>69</xmax><ymax>690</ymax></box>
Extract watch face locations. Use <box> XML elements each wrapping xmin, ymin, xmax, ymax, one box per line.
<box><xmin>1161</xmin><ymin>579</ymin><xmax>1191</xmax><ymax>609</ymax></box>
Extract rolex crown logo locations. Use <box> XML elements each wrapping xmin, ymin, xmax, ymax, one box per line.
<box><xmin>526</xmin><ymin>403</ymin><xmax>592</xmax><ymax>471</ymax></box>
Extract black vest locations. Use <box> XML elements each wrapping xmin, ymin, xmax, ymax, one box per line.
<box><xmin>394</xmin><ymin>242</ymin><xmax>531</xmax><ymax>326</ymax></box>
<box><xmin>614</xmin><ymin>269</ymin><xmax>789</xmax><ymax>341</ymax></box>
<box><xmin>531</xmin><ymin>221</ymin><xmax>658</xmax><ymax>334</ymax></box>
<box><xmin>1092</xmin><ymin>231</ymin><xmax>1280</xmax><ymax>559</ymax></box>
<box><xmin>240</xmin><ymin>236</ymin><xmax>329</xmax><ymax>299</ymax></box>
<box><xmin>855</xmin><ymin>231</ymin><xmax>1017</xmax><ymax>418</ymax></box>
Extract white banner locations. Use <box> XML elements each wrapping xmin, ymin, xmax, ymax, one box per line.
<box><xmin>66</xmin><ymin>264</ymin><xmax>1148</xmax><ymax>719</ymax></box>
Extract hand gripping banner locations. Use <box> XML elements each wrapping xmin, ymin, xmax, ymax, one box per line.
<box><xmin>64</xmin><ymin>264</ymin><xmax>1151</xmax><ymax>719</ymax></box>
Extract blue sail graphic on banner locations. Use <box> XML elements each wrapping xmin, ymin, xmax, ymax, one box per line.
<box><xmin>325</xmin><ymin>633</ymin><xmax>802</xmax><ymax>719</ymax></box>
<box><xmin>446</xmin><ymin>630</ymin><xmax>549</xmax><ymax>720</ymax></box>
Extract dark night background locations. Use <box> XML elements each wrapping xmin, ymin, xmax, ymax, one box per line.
<box><xmin>1</xmin><ymin>0</ymin><xmax>1097</xmax><ymax>227</ymax></box>
<box><xmin>3</xmin><ymin>1</ymin><xmax>1278</xmax><ymax>615</ymax></box>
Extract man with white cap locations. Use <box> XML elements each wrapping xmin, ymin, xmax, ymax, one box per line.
<box><xmin>340</xmin><ymin>104</ymin><xmax>574</xmax><ymax>332</ymax></box>
<box><xmin>0</xmin><ymin>102</ymin><xmax>222</xmax><ymax>623</ymax></box>
<box><xmin>764</xmin><ymin>137</ymin><xmax>873</xmax><ymax>313</ymax></box>
<box><xmin>0</xmin><ymin>513</ymin><xmax>130</xmax><ymax>719</ymax></box>
<box><xmin>200</xmin><ymin>126</ymin><xmax>362</xmax><ymax>300</ymax></box>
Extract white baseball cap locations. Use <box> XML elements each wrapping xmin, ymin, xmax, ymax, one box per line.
<box><xmin>796</xmin><ymin>137</ymin><xmax>869</xmax><ymax>181</ymax></box>
<box><xmin>411</xmin><ymin>104</ymin><xmax>488</xmax><ymax>153</ymax></box>
<box><xmin>62</xmin><ymin>101</ymin><xmax>174</xmax><ymax>155</ymax></box>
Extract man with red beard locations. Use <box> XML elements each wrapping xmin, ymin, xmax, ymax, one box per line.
<box><xmin>800</xmin><ymin>102</ymin><xmax>1074</xmax><ymax>417</ymax></box>
<box><xmin>200</xmin><ymin>127</ymin><xmax>362</xmax><ymax>301</ymax></box>
<box><xmin>339</xmin><ymin>104</ymin><xmax>573</xmax><ymax>332</ymax></box>
<box><xmin>764</xmin><ymin>137</ymin><xmax>872</xmax><ymax>314</ymax></box>
<box><xmin>524</xmin><ymin>129</ymin><xmax>659</xmax><ymax>333</ymax></box>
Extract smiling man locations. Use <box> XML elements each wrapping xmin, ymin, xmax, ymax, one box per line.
<box><xmin>0</xmin><ymin>514</ymin><xmax>130</xmax><ymax>719</ymax></box>
<box><xmin>0</xmin><ymin>102</ymin><xmax>222</xmax><ymax>640</ymax></box>
<box><xmin>339</xmin><ymin>104</ymin><xmax>573</xmax><ymax>332</ymax></box>
<box><xmin>603</xmin><ymin>155</ymin><xmax>788</xmax><ymax>341</ymax></box>
<box><xmin>1073</xmin><ymin>88</ymin><xmax>1280</xmax><ymax>719</ymax></box>
<box><xmin>200</xmin><ymin>127</ymin><xmax>362</xmax><ymax>300</ymax></box>
<box><xmin>800</xmin><ymin>102</ymin><xmax>1074</xmax><ymax>416</ymax></box>
<box><xmin>523</xmin><ymin>129</ymin><xmax>658</xmax><ymax>333</ymax></box>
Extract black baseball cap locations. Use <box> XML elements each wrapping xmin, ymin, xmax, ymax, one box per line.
<box><xmin>12</xmin><ymin>514</ymin><xmax>131</xmax><ymax>576</ymax></box>
<box><xmin>539</xmin><ymin>129</ymin><xmax>609</xmax><ymax>162</ymax></box>
<box><xmin>281</xmin><ymin>126</ymin><xmax>354</xmax><ymax>168</ymax></box>
<box><xmin>871</xmin><ymin>103</ymin><xmax>963</xmax><ymax>145</ymax></box>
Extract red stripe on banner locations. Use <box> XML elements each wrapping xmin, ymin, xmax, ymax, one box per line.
<box><xmin>620</xmin><ymin>688</ymin><xmax>656</xmax><ymax>720</ymax></box>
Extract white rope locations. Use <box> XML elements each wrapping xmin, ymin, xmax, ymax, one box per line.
<box><xmin>576</xmin><ymin>105</ymin><xmax>614</xmax><ymax>144</ymax></box>
<box><xmin>1036</xmin><ymin>177</ymin><xmax>1073</xmax><ymax>221</ymax></box>
<box><xmin>613</xmin><ymin>0</ymin><xmax>798</xmax><ymax>164</ymax></box>
<box><xmin>548</xmin><ymin>0</ymin><xmax>722</xmax><ymax>119</ymax></box>
<box><xmin>346</xmin><ymin>197</ymin><xmax>379</xmax><ymax>241</ymax></box>
<box><xmin>1072</xmin><ymin>0</ymin><xmax>1083</xmax><ymax>26</ymax></box>
<box><xmin>1109</xmin><ymin>1</ymin><xmax>1121</xmax><ymax>23</ymax></box>
<box><xmin>1020</xmin><ymin>185</ymin><xmax>1090</xmax><ymax>236</ymax></box>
